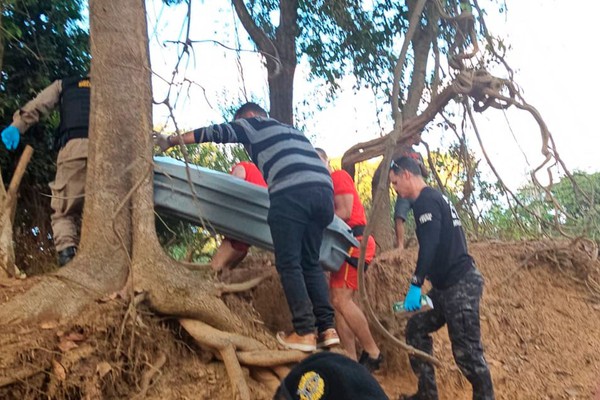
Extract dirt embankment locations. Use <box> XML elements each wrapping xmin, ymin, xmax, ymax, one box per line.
<box><xmin>1</xmin><ymin>240</ymin><xmax>599</xmax><ymax>399</ymax></box>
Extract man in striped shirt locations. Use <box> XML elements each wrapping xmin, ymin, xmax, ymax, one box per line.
<box><xmin>154</xmin><ymin>102</ymin><xmax>340</xmax><ymax>352</ymax></box>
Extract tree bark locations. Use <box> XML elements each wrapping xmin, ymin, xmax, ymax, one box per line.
<box><xmin>366</xmin><ymin>1</ymin><xmax>439</xmax><ymax>251</ymax></box>
<box><xmin>232</xmin><ymin>0</ymin><xmax>298</xmax><ymax>124</ymax></box>
<box><xmin>0</xmin><ymin>0</ymin><xmax>239</xmax><ymax>331</ymax></box>
<box><xmin>268</xmin><ymin>0</ymin><xmax>298</xmax><ymax>124</ymax></box>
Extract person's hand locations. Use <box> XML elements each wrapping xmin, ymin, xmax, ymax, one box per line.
<box><xmin>1</xmin><ymin>126</ymin><xmax>20</xmax><ymax>151</ymax></box>
<box><xmin>403</xmin><ymin>284</ymin><xmax>422</xmax><ymax>312</ymax></box>
<box><xmin>152</xmin><ymin>132</ymin><xmax>171</xmax><ymax>152</ymax></box>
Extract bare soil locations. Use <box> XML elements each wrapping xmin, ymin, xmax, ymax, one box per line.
<box><xmin>1</xmin><ymin>240</ymin><xmax>599</xmax><ymax>399</ymax></box>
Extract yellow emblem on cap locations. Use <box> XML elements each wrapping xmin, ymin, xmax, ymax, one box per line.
<box><xmin>296</xmin><ymin>370</ymin><xmax>325</xmax><ymax>400</ymax></box>
<box><xmin>78</xmin><ymin>79</ymin><xmax>91</xmax><ymax>88</ymax></box>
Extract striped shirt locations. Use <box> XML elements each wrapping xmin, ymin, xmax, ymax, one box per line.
<box><xmin>193</xmin><ymin>117</ymin><xmax>332</xmax><ymax>196</ymax></box>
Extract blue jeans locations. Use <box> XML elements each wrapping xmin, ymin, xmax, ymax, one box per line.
<box><xmin>268</xmin><ymin>185</ymin><xmax>335</xmax><ymax>335</ymax></box>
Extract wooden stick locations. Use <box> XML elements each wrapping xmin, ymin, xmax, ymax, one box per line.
<box><xmin>6</xmin><ymin>145</ymin><xmax>34</xmax><ymax>222</ymax></box>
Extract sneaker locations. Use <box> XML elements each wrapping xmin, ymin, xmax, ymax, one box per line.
<box><xmin>317</xmin><ymin>328</ymin><xmax>340</xmax><ymax>348</ymax></box>
<box><xmin>359</xmin><ymin>350</ymin><xmax>383</xmax><ymax>373</ymax></box>
<box><xmin>57</xmin><ymin>246</ymin><xmax>77</xmax><ymax>267</ymax></box>
<box><xmin>276</xmin><ymin>331</ymin><xmax>317</xmax><ymax>352</ymax></box>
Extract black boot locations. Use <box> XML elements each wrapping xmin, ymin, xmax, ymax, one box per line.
<box><xmin>58</xmin><ymin>246</ymin><xmax>77</xmax><ymax>266</ymax></box>
<box><xmin>359</xmin><ymin>350</ymin><xmax>384</xmax><ymax>373</ymax></box>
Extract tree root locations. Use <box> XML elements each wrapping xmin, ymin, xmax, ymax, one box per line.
<box><xmin>180</xmin><ymin>261</ymin><xmax>212</xmax><ymax>271</ymax></box>
<box><xmin>235</xmin><ymin>350</ymin><xmax>306</xmax><ymax>367</ymax></box>
<box><xmin>133</xmin><ymin>351</ymin><xmax>167</xmax><ymax>399</ymax></box>
<box><xmin>180</xmin><ymin>318</ymin><xmax>254</xmax><ymax>400</ymax></box>
<box><xmin>47</xmin><ymin>344</ymin><xmax>95</xmax><ymax>397</ymax></box>
<box><xmin>215</xmin><ymin>272</ymin><xmax>275</xmax><ymax>295</ymax></box>
<box><xmin>249</xmin><ymin>367</ymin><xmax>282</xmax><ymax>393</ymax></box>
<box><xmin>0</xmin><ymin>369</ymin><xmax>45</xmax><ymax>389</ymax></box>
<box><xmin>220</xmin><ymin>343</ymin><xmax>251</xmax><ymax>400</ymax></box>
<box><xmin>180</xmin><ymin>318</ymin><xmax>309</xmax><ymax>399</ymax></box>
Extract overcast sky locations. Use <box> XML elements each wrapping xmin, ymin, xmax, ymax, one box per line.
<box><xmin>147</xmin><ymin>0</ymin><xmax>599</xmax><ymax>190</ymax></box>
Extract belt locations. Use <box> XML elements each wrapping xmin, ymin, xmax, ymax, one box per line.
<box><xmin>346</xmin><ymin>225</ymin><xmax>369</xmax><ymax>270</ymax></box>
<box><xmin>351</xmin><ymin>225</ymin><xmax>366</xmax><ymax>237</ymax></box>
<box><xmin>345</xmin><ymin>256</ymin><xmax>369</xmax><ymax>271</ymax></box>
<box><xmin>56</xmin><ymin>128</ymin><xmax>88</xmax><ymax>150</ymax></box>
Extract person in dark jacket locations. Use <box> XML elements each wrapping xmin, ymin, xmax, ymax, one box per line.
<box><xmin>154</xmin><ymin>102</ymin><xmax>340</xmax><ymax>352</ymax></box>
<box><xmin>389</xmin><ymin>156</ymin><xmax>494</xmax><ymax>400</ymax></box>
<box><xmin>273</xmin><ymin>352</ymin><xmax>389</xmax><ymax>400</ymax></box>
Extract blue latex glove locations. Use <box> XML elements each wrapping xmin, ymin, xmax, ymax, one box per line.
<box><xmin>1</xmin><ymin>126</ymin><xmax>20</xmax><ymax>151</ymax></box>
<box><xmin>403</xmin><ymin>284</ymin><xmax>422</xmax><ymax>312</ymax></box>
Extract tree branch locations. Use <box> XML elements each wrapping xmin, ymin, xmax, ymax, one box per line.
<box><xmin>231</xmin><ymin>0</ymin><xmax>280</xmax><ymax>73</ymax></box>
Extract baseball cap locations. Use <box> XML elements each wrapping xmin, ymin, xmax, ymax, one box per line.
<box><xmin>273</xmin><ymin>352</ymin><xmax>389</xmax><ymax>400</ymax></box>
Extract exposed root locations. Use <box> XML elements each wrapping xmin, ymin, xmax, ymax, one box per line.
<box><xmin>47</xmin><ymin>344</ymin><xmax>95</xmax><ymax>397</ymax></box>
<box><xmin>180</xmin><ymin>261</ymin><xmax>212</xmax><ymax>272</ymax></box>
<box><xmin>179</xmin><ymin>318</ymin><xmax>310</xmax><ymax>398</ymax></box>
<box><xmin>220</xmin><ymin>343</ymin><xmax>250</xmax><ymax>400</ymax></box>
<box><xmin>524</xmin><ymin>239</ymin><xmax>600</xmax><ymax>299</ymax></box>
<box><xmin>0</xmin><ymin>369</ymin><xmax>44</xmax><ymax>389</ymax></box>
<box><xmin>216</xmin><ymin>272</ymin><xmax>275</xmax><ymax>295</ymax></box>
<box><xmin>249</xmin><ymin>368</ymin><xmax>281</xmax><ymax>393</ymax></box>
<box><xmin>235</xmin><ymin>350</ymin><xmax>307</xmax><ymax>367</ymax></box>
<box><xmin>180</xmin><ymin>318</ymin><xmax>256</xmax><ymax>399</ymax></box>
<box><xmin>133</xmin><ymin>352</ymin><xmax>167</xmax><ymax>399</ymax></box>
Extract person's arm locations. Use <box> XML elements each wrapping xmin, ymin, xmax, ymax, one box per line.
<box><xmin>393</xmin><ymin>197</ymin><xmax>412</xmax><ymax>249</ymax></box>
<box><xmin>331</xmin><ymin>170</ymin><xmax>356</xmax><ymax>222</ymax></box>
<box><xmin>156</xmin><ymin>120</ymin><xmax>251</xmax><ymax>151</ymax></box>
<box><xmin>402</xmin><ymin>194</ymin><xmax>441</xmax><ymax>311</ymax></box>
<box><xmin>230</xmin><ymin>164</ymin><xmax>247</xmax><ymax>180</ymax></box>
<box><xmin>334</xmin><ymin>193</ymin><xmax>353</xmax><ymax>221</ymax></box>
<box><xmin>411</xmin><ymin>197</ymin><xmax>442</xmax><ymax>287</ymax></box>
<box><xmin>395</xmin><ymin>218</ymin><xmax>405</xmax><ymax>249</ymax></box>
<box><xmin>12</xmin><ymin>79</ymin><xmax>63</xmax><ymax>134</ymax></box>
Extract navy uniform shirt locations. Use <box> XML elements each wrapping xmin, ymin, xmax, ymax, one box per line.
<box><xmin>411</xmin><ymin>187</ymin><xmax>473</xmax><ymax>289</ymax></box>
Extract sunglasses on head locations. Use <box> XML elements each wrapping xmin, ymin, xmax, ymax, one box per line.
<box><xmin>390</xmin><ymin>160</ymin><xmax>400</xmax><ymax>172</ymax></box>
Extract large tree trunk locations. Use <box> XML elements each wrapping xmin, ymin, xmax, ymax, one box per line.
<box><xmin>268</xmin><ymin>0</ymin><xmax>298</xmax><ymax>124</ymax></box>
<box><xmin>267</xmin><ymin>46</ymin><xmax>295</xmax><ymax>124</ymax></box>
<box><xmin>0</xmin><ymin>0</ymin><xmax>237</xmax><ymax>329</ymax></box>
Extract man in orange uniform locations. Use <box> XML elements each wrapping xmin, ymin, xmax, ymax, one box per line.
<box><xmin>316</xmin><ymin>148</ymin><xmax>382</xmax><ymax>372</ymax></box>
<box><xmin>210</xmin><ymin>161</ymin><xmax>267</xmax><ymax>272</ymax></box>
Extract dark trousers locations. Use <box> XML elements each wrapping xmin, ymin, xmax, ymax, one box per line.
<box><xmin>406</xmin><ymin>268</ymin><xmax>495</xmax><ymax>400</ymax></box>
<box><xmin>268</xmin><ymin>186</ymin><xmax>335</xmax><ymax>335</ymax></box>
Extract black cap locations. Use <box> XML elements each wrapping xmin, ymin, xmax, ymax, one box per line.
<box><xmin>273</xmin><ymin>352</ymin><xmax>389</xmax><ymax>400</ymax></box>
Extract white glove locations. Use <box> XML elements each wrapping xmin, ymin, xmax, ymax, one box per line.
<box><xmin>152</xmin><ymin>132</ymin><xmax>171</xmax><ymax>152</ymax></box>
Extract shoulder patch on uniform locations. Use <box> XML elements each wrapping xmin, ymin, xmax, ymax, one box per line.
<box><xmin>297</xmin><ymin>370</ymin><xmax>325</xmax><ymax>400</ymax></box>
<box><xmin>419</xmin><ymin>213</ymin><xmax>433</xmax><ymax>224</ymax></box>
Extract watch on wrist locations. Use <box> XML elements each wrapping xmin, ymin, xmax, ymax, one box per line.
<box><xmin>410</xmin><ymin>275</ymin><xmax>423</xmax><ymax>287</ymax></box>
